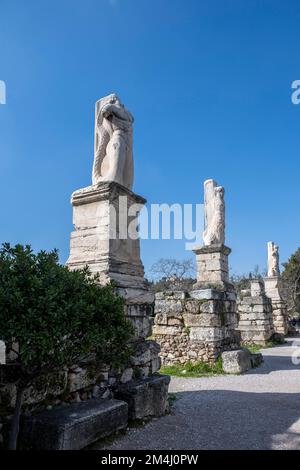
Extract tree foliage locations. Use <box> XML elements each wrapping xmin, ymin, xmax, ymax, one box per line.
<box><xmin>282</xmin><ymin>247</ymin><xmax>300</xmax><ymax>314</ymax></box>
<box><xmin>0</xmin><ymin>243</ymin><xmax>133</xmax><ymax>448</ymax></box>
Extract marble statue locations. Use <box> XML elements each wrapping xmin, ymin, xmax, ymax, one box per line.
<box><xmin>268</xmin><ymin>241</ymin><xmax>280</xmax><ymax>277</ymax></box>
<box><xmin>203</xmin><ymin>179</ymin><xmax>225</xmax><ymax>246</ymax></box>
<box><xmin>92</xmin><ymin>94</ymin><xmax>134</xmax><ymax>190</ymax></box>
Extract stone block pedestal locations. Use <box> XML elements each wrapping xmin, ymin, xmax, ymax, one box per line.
<box><xmin>238</xmin><ymin>280</ymin><xmax>275</xmax><ymax>345</ymax></box>
<box><xmin>66</xmin><ymin>181</ymin><xmax>155</xmax><ymax>339</ymax></box>
<box><xmin>193</xmin><ymin>244</ymin><xmax>232</xmax><ymax>290</ymax></box>
<box><xmin>264</xmin><ymin>276</ymin><xmax>288</xmax><ymax>335</ymax></box>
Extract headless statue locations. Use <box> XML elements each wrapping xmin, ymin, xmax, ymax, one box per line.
<box><xmin>203</xmin><ymin>179</ymin><xmax>225</xmax><ymax>246</ymax></box>
<box><xmin>93</xmin><ymin>94</ymin><xmax>134</xmax><ymax>190</ymax></box>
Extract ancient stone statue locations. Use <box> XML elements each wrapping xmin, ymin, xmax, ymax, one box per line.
<box><xmin>92</xmin><ymin>94</ymin><xmax>134</xmax><ymax>190</ymax></box>
<box><xmin>268</xmin><ymin>241</ymin><xmax>280</xmax><ymax>277</ymax></box>
<box><xmin>203</xmin><ymin>179</ymin><xmax>225</xmax><ymax>246</ymax></box>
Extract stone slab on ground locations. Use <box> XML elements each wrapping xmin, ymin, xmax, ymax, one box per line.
<box><xmin>116</xmin><ymin>374</ymin><xmax>170</xmax><ymax>420</ymax></box>
<box><xmin>98</xmin><ymin>338</ymin><xmax>300</xmax><ymax>450</ymax></box>
<box><xmin>250</xmin><ymin>353</ymin><xmax>264</xmax><ymax>368</ymax></box>
<box><xmin>222</xmin><ymin>349</ymin><xmax>252</xmax><ymax>374</ymax></box>
<box><xmin>21</xmin><ymin>398</ymin><xmax>128</xmax><ymax>450</ymax></box>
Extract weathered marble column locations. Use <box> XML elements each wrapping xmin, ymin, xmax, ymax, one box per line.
<box><xmin>264</xmin><ymin>242</ymin><xmax>288</xmax><ymax>335</ymax></box>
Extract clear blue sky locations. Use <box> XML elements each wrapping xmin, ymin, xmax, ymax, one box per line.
<box><xmin>1</xmin><ymin>0</ymin><xmax>300</xmax><ymax>278</ymax></box>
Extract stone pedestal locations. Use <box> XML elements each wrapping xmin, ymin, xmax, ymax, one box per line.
<box><xmin>66</xmin><ymin>181</ymin><xmax>154</xmax><ymax>339</ymax></box>
<box><xmin>238</xmin><ymin>280</ymin><xmax>275</xmax><ymax>345</ymax></box>
<box><xmin>67</xmin><ymin>182</ymin><xmax>146</xmax><ymax>289</ymax></box>
<box><xmin>264</xmin><ymin>276</ymin><xmax>288</xmax><ymax>335</ymax></box>
<box><xmin>193</xmin><ymin>244</ymin><xmax>232</xmax><ymax>290</ymax></box>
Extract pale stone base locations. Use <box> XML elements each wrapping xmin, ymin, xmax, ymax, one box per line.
<box><xmin>153</xmin><ymin>289</ymin><xmax>240</xmax><ymax>365</ymax></box>
<box><xmin>238</xmin><ymin>280</ymin><xmax>275</xmax><ymax>345</ymax></box>
<box><xmin>66</xmin><ymin>181</ymin><xmax>155</xmax><ymax>339</ymax></box>
<box><xmin>264</xmin><ymin>277</ymin><xmax>288</xmax><ymax>335</ymax></box>
<box><xmin>66</xmin><ymin>182</ymin><xmax>147</xmax><ymax>290</ymax></box>
<box><xmin>193</xmin><ymin>244</ymin><xmax>232</xmax><ymax>290</ymax></box>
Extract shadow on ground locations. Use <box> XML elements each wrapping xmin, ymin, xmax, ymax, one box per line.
<box><xmin>101</xmin><ymin>389</ymin><xmax>300</xmax><ymax>450</ymax></box>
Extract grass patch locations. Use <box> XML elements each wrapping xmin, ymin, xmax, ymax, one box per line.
<box><xmin>160</xmin><ymin>357</ymin><xmax>224</xmax><ymax>378</ymax></box>
<box><xmin>241</xmin><ymin>339</ymin><xmax>284</xmax><ymax>354</ymax></box>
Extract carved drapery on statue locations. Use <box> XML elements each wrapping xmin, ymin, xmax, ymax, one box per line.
<box><xmin>93</xmin><ymin>94</ymin><xmax>134</xmax><ymax>190</ymax></box>
<box><xmin>203</xmin><ymin>179</ymin><xmax>225</xmax><ymax>246</ymax></box>
<box><xmin>267</xmin><ymin>241</ymin><xmax>280</xmax><ymax>277</ymax></box>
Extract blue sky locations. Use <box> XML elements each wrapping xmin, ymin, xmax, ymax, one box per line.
<box><xmin>1</xmin><ymin>0</ymin><xmax>300</xmax><ymax>279</ymax></box>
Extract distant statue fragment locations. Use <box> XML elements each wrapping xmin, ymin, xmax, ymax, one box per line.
<box><xmin>268</xmin><ymin>241</ymin><xmax>280</xmax><ymax>277</ymax></box>
<box><xmin>92</xmin><ymin>94</ymin><xmax>134</xmax><ymax>190</ymax></box>
<box><xmin>203</xmin><ymin>179</ymin><xmax>225</xmax><ymax>246</ymax></box>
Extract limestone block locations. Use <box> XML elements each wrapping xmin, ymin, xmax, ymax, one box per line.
<box><xmin>154</xmin><ymin>300</ymin><xmax>183</xmax><ymax>315</ymax></box>
<box><xmin>190</xmin><ymin>289</ymin><xmax>224</xmax><ymax>301</ymax></box>
<box><xmin>21</xmin><ymin>399</ymin><xmax>128</xmax><ymax>450</ymax></box>
<box><xmin>67</xmin><ymin>182</ymin><xmax>147</xmax><ymax>290</ymax></box>
<box><xmin>151</xmin><ymin>356</ymin><xmax>162</xmax><ymax>374</ymax></box>
<box><xmin>183</xmin><ymin>313</ymin><xmax>221</xmax><ymax>328</ymax></box>
<box><xmin>167</xmin><ymin>317</ymin><xmax>183</xmax><ymax>326</ymax></box>
<box><xmin>152</xmin><ymin>325</ymin><xmax>183</xmax><ymax>336</ymax></box>
<box><xmin>222</xmin><ymin>349</ymin><xmax>251</xmax><ymax>374</ymax></box>
<box><xmin>200</xmin><ymin>300</ymin><xmax>223</xmax><ymax>314</ymax></box>
<box><xmin>131</xmin><ymin>340</ymin><xmax>160</xmax><ymax>366</ymax></box>
<box><xmin>189</xmin><ymin>326</ymin><xmax>224</xmax><ymax>342</ymax></box>
<box><xmin>250</xmin><ymin>280</ymin><xmax>265</xmax><ymax>297</ymax></box>
<box><xmin>126</xmin><ymin>303</ymin><xmax>153</xmax><ymax>318</ymax></box>
<box><xmin>250</xmin><ymin>353</ymin><xmax>264</xmax><ymax>368</ymax></box>
<box><xmin>155</xmin><ymin>313</ymin><xmax>168</xmax><ymax>325</ymax></box>
<box><xmin>185</xmin><ymin>300</ymin><xmax>200</xmax><ymax>314</ymax></box>
<box><xmin>193</xmin><ymin>245</ymin><xmax>231</xmax><ymax>285</ymax></box>
<box><xmin>128</xmin><ymin>316</ymin><xmax>152</xmax><ymax>339</ymax></box>
<box><xmin>117</xmin><ymin>375</ymin><xmax>170</xmax><ymax>420</ymax></box>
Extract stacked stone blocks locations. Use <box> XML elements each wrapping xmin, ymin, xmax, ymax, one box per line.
<box><xmin>238</xmin><ymin>280</ymin><xmax>275</xmax><ymax>345</ymax></box>
<box><xmin>153</xmin><ymin>289</ymin><xmax>240</xmax><ymax>365</ymax></box>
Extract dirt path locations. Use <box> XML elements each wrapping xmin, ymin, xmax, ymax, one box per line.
<box><xmin>101</xmin><ymin>338</ymin><xmax>300</xmax><ymax>450</ymax></box>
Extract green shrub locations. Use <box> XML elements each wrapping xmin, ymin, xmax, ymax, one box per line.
<box><xmin>0</xmin><ymin>243</ymin><xmax>133</xmax><ymax>449</ymax></box>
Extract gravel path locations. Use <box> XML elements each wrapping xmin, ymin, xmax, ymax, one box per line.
<box><xmin>102</xmin><ymin>338</ymin><xmax>300</xmax><ymax>450</ymax></box>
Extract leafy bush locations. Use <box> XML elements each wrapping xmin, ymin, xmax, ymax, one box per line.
<box><xmin>0</xmin><ymin>243</ymin><xmax>133</xmax><ymax>449</ymax></box>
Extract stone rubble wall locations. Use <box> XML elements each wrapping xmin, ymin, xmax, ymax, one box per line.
<box><xmin>271</xmin><ymin>300</ymin><xmax>288</xmax><ymax>335</ymax></box>
<box><xmin>263</xmin><ymin>277</ymin><xmax>288</xmax><ymax>336</ymax></box>
<box><xmin>237</xmin><ymin>294</ymin><xmax>275</xmax><ymax>345</ymax></box>
<box><xmin>0</xmin><ymin>303</ymin><xmax>167</xmax><ymax>447</ymax></box>
<box><xmin>153</xmin><ymin>290</ymin><xmax>240</xmax><ymax>365</ymax></box>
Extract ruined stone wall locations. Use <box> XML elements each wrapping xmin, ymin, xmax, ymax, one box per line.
<box><xmin>237</xmin><ymin>281</ymin><xmax>275</xmax><ymax>345</ymax></box>
<box><xmin>0</xmin><ymin>337</ymin><xmax>163</xmax><ymax>447</ymax></box>
<box><xmin>153</xmin><ymin>290</ymin><xmax>240</xmax><ymax>365</ymax></box>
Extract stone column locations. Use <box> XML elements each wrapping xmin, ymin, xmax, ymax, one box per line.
<box><xmin>238</xmin><ymin>279</ymin><xmax>275</xmax><ymax>345</ymax></box>
<box><xmin>264</xmin><ymin>242</ymin><xmax>288</xmax><ymax>335</ymax></box>
<box><xmin>264</xmin><ymin>276</ymin><xmax>288</xmax><ymax>335</ymax></box>
<box><xmin>193</xmin><ymin>244</ymin><xmax>232</xmax><ymax>291</ymax></box>
<box><xmin>66</xmin><ymin>181</ymin><xmax>154</xmax><ymax>339</ymax></box>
